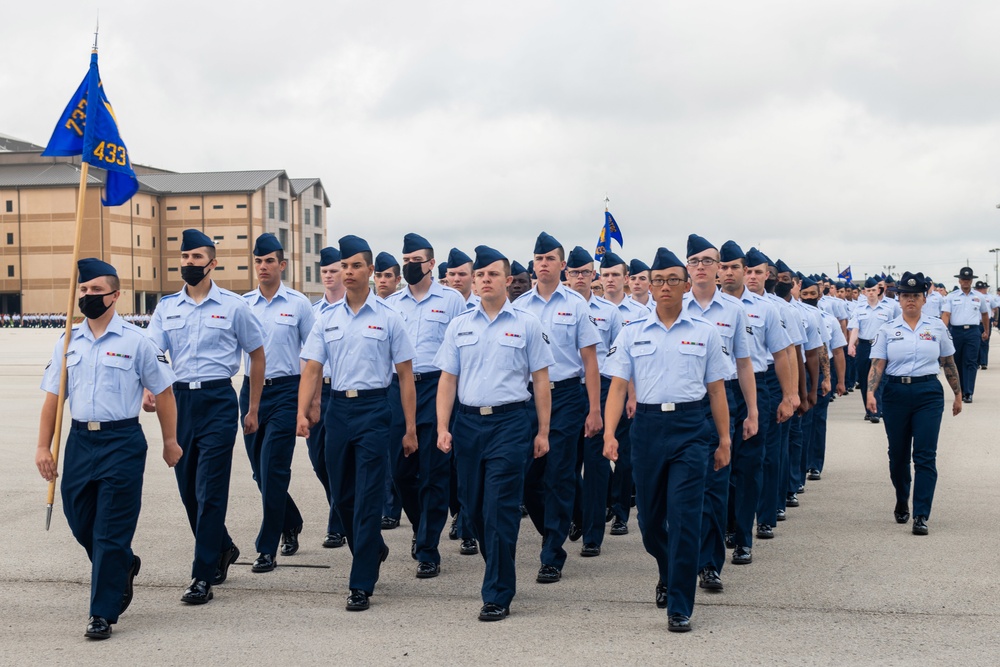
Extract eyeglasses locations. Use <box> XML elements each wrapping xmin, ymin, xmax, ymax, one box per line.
<box><xmin>566</xmin><ymin>270</ymin><xmax>591</xmax><ymax>278</ymax></box>
<box><xmin>650</xmin><ymin>277</ymin><xmax>685</xmax><ymax>287</ymax></box>
<box><xmin>686</xmin><ymin>258</ymin><xmax>718</xmax><ymax>267</ymax></box>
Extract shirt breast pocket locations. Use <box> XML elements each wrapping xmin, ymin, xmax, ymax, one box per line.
<box><xmin>677</xmin><ymin>342</ymin><xmax>707</xmax><ymax>375</ymax></box>
<box><xmin>552</xmin><ymin>313</ymin><xmax>576</xmax><ymax>345</ymax></box>
<box><xmin>276</xmin><ymin>315</ymin><xmax>298</xmax><ymax>328</ymax></box>
<box><xmin>203</xmin><ymin>315</ymin><xmax>233</xmax><ymax>346</ymax></box>
<box><xmin>162</xmin><ymin>317</ymin><xmax>187</xmax><ymax>347</ymax></box>
<box><xmin>64</xmin><ymin>353</ymin><xmax>83</xmax><ymax>394</ymax></box>
<box><xmin>100</xmin><ymin>354</ymin><xmax>135</xmax><ymax>394</ymax></box>
<box><xmin>629</xmin><ymin>342</ymin><xmax>657</xmax><ymax>380</ymax></box>
<box><xmin>719</xmin><ymin>331</ymin><xmax>734</xmax><ymax>358</ymax></box>
<box><xmin>360</xmin><ymin>326</ymin><xmax>388</xmax><ymax>360</ymax></box>
<box><xmin>497</xmin><ymin>334</ymin><xmax>525</xmax><ymax>370</ymax></box>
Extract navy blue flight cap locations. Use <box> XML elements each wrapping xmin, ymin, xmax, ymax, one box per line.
<box><xmin>884</xmin><ymin>275</ymin><xmax>896</xmax><ymax>285</ymax></box>
<box><xmin>511</xmin><ymin>260</ymin><xmax>528</xmax><ymax>276</ymax></box>
<box><xmin>686</xmin><ymin>234</ymin><xmax>716</xmax><ymax>258</ymax></box>
<box><xmin>864</xmin><ymin>277</ymin><xmax>879</xmax><ymax>289</ymax></box>
<box><xmin>800</xmin><ymin>275</ymin><xmax>818</xmax><ymax>289</ymax></box>
<box><xmin>253</xmin><ymin>232</ymin><xmax>282</xmax><ymax>256</ymax></box>
<box><xmin>437</xmin><ymin>262</ymin><xmax>448</xmax><ymax>279</ymax></box>
<box><xmin>181</xmin><ymin>228</ymin><xmax>214</xmax><ymax>251</ymax></box>
<box><xmin>775</xmin><ymin>259</ymin><xmax>793</xmax><ymax>275</ymax></box>
<box><xmin>835</xmin><ymin>281</ymin><xmax>845</xmax><ymax>289</ymax></box>
<box><xmin>527</xmin><ymin>260</ymin><xmax>535</xmax><ymax>278</ymax></box>
<box><xmin>473</xmin><ymin>245</ymin><xmax>506</xmax><ymax>270</ymax></box>
<box><xmin>629</xmin><ymin>258</ymin><xmax>650</xmax><ymax>275</ymax></box>
<box><xmin>719</xmin><ymin>240</ymin><xmax>744</xmax><ymax>263</ymax></box>
<box><xmin>560</xmin><ymin>269</ymin><xmax>567</xmax><ymax>282</ymax></box>
<box><xmin>375</xmin><ymin>252</ymin><xmax>399</xmax><ymax>272</ymax></box>
<box><xmin>600</xmin><ymin>252</ymin><xmax>626</xmax><ymax>270</ymax></box>
<box><xmin>567</xmin><ymin>246</ymin><xmax>593</xmax><ymax>269</ymax></box>
<box><xmin>651</xmin><ymin>247</ymin><xmax>684</xmax><ymax>271</ymax></box>
<box><xmin>339</xmin><ymin>235</ymin><xmax>371</xmax><ymax>259</ymax></box>
<box><xmin>402</xmin><ymin>233</ymin><xmax>432</xmax><ymax>254</ymax></box>
<box><xmin>745</xmin><ymin>247</ymin><xmax>769</xmax><ymax>268</ymax></box>
<box><xmin>447</xmin><ymin>247</ymin><xmax>473</xmax><ymax>268</ymax></box>
<box><xmin>78</xmin><ymin>258</ymin><xmax>117</xmax><ymax>283</ymax></box>
<box><xmin>320</xmin><ymin>247</ymin><xmax>341</xmax><ymax>267</ymax></box>
<box><xmin>533</xmin><ymin>231</ymin><xmax>562</xmax><ymax>255</ymax></box>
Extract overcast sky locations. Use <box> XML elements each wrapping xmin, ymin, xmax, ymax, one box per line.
<box><xmin>6</xmin><ymin>1</ymin><xmax>1000</xmax><ymax>284</ymax></box>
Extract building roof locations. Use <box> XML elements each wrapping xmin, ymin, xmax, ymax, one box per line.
<box><xmin>138</xmin><ymin>169</ymin><xmax>286</xmax><ymax>195</ymax></box>
<box><xmin>0</xmin><ymin>163</ymin><xmax>103</xmax><ymax>187</ymax></box>
<box><xmin>0</xmin><ymin>133</ymin><xmax>44</xmax><ymax>153</ymax></box>
<box><xmin>290</xmin><ymin>177</ymin><xmax>331</xmax><ymax>206</ymax></box>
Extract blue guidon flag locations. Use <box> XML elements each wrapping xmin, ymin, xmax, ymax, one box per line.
<box><xmin>42</xmin><ymin>51</ymin><xmax>138</xmax><ymax>207</ymax></box>
<box><xmin>837</xmin><ymin>266</ymin><xmax>852</xmax><ymax>282</ymax></box>
<box><xmin>595</xmin><ymin>210</ymin><xmax>624</xmax><ymax>260</ymax></box>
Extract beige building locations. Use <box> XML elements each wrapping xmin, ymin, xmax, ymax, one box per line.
<box><xmin>0</xmin><ymin>132</ymin><xmax>329</xmax><ymax>315</ymax></box>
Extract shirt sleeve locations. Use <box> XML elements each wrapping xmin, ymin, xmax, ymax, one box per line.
<box><xmin>938</xmin><ymin>321</ymin><xmax>956</xmax><ymax>357</ymax></box>
<box><xmin>145</xmin><ymin>305</ymin><xmax>170</xmax><ymax>353</ymax></box>
<box><xmin>703</xmin><ymin>327</ymin><xmax>730</xmax><ymax>384</ymax></box>
<box><xmin>525</xmin><ymin>313</ymin><xmax>555</xmax><ymax>373</ymax></box>
<box><xmin>980</xmin><ymin>298</ymin><xmax>990</xmax><ymax>314</ymax></box>
<box><xmin>941</xmin><ymin>297</ymin><xmax>952</xmax><ymax>313</ymax></box>
<box><xmin>604</xmin><ymin>328</ymin><xmax>632</xmax><ymax>381</ymax></box>
<box><xmin>732</xmin><ymin>307</ymin><xmax>750</xmax><ymax>359</ymax></box>
<box><xmin>575</xmin><ymin>300</ymin><xmax>602</xmax><ymax>350</ymax></box>
<box><xmin>388</xmin><ymin>311</ymin><xmax>416</xmax><ymax>366</ymax></box>
<box><xmin>870</xmin><ymin>325</ymin><xmax>889</xmax><ymax>360</ymax></box>
<box><xmin>432</xmin><ymin>320</ymin><xmax>461</xmax><ymax>376</ymax></box>
<box><xmin>300</xmin><ymin>317</ymin><xmax>329</xmax><ymax>365</ymax></box>
<box><xmin>234</xmin><ymin>301</ymin><xmax>265</xmax><ymax>353</ymax></box>
<box><xmin>298</xmin><ymin>299</ymin><xmax>316</xmax><ymax>345</ymax></box>
<box><xmin>40</xmin><ymin>337</ymin><xmax>66</xmax><ymax>395</ymax></box>
<box><xmin>135</xmin><ymin>335</ymin><xmax>177</xmax><ymax>395</ymax></box>
<box><xmin>608</xmin><ymin>306</ymin><xmax>624</xmax><ymax>344</ymax></box>
<box><xmin>763</xmin><ymin>305</ymin><xmax>793</xmax><ymax>353</ymax></box>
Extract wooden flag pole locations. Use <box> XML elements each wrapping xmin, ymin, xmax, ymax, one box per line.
<box><xmin>45</xmin><ymin>160</ymin><xmax>90</xmax><ymax>530</ymax></box>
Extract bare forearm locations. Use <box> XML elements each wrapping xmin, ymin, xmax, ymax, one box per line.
<box><xmin>941</xmin><ymin>356</ymin><xmax>961</xmax><ymax>395</ymax></box>
<box><xmin>436</xmin><ymin>373</ymin><xmax>457</xmax><ymax>433</ymax></box>
<box><xmin>154</xmin><ymin>387</ymin><xmax>178</xmax><ymax>443</ymax></box>
<box><xmin>868</xmin><ymin>359</ymin><xmax>885</xmax><ymax>394</ymax></box>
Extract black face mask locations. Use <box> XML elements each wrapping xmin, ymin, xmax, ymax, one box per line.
<box><xmin>181</xmin><ymin>264</ymin><xmax>210</xmax><ymax>286</ymax></box>
<box><xmin>764</xmin><ymin>278</ymin><xmax>777</xmax><ymax>293</ymax></box>
<box><xmin>774</xmin><ymin>281</ymin><xmax>793</xmax><ymax>298</ymax></box>
<box><xmin>802</xmin><ymin>297</ymin><xmax>819</xmax><ymax>307</ymax></box>
<box><xmin>402</xmin><ymin>262</ymin><xmax>428</xmax><ymax>285</ymax></box>
<box><xmin>79</xmin><ymin>293</ymin><xmax>113</xmax><ymax>320</ymax></box>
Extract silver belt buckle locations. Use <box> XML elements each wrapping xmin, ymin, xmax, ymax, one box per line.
<box><xmin>661</xmin><ymin>403</ymin><xmax>676</xmax><ymax>412</ymax></box>
<box><xmin>323</xmin><ymin>377</ymin><xmax>331</xmax><ymax>385</ymax></box>
<box><xmin>549</xmin><ymin>382</ymin><xmax>555</xmax><ymax>389</ymax></box>
<box><xmin>346</xmin><ymin>389</ymin><xmax>359</xmax><ymax>398</ymax></box>
<box><xmin>264</xmin><ymin>378</ymin><xmax>273</xmax><ymax>386</ymax></box>
<box><xmin>189</xmin><ymin>381</ymin><xmax>202</xmax><ymax>390</ymax></box>
<box><xmin>413</xmin><ymin>373</ymin><xmax>422</xmax><ymax>382</ymax></box>
<box><xmin>87</xmin><ymin>421</ymin><xmax>101</xmax><ymax>431</ymax></box>
<box><xmin>480</xmin><ymin>406</ymin><xmax>494</xmax><ymax>416</ymax></box>
<box><xmin>901</xmin><ymin>377</ymin><xmax>912</xmax><ymax>384</ymax></box>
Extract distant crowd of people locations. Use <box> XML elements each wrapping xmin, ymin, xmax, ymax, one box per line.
<box><xmin>2</xmin><ymin>312</ymin><xmax>151</xmax><ymax>328</ymax></box>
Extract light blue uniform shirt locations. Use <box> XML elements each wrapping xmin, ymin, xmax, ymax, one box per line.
<box><xmin>848</xmin><ymin>300</ymin><xmax>896</xmax><ymax>340</ymax></box>
<box><xmin>733</xmin><ymin>287</ymin><xmax>793</xmax><ymax>372</ymax></box>
<box><xmin>146</xmin><ymin>281</ymin><xmax>265</xmax><ymax>383</ymax></box>
<box><xmin>42</xmin><ymin>313</ymin><xmax>177</xmax><ymax>422</ymax></box>
<box><xmin>819</xmin><ymin>309</ymin><xmax>847</xmax><ymax>355</ymax></box>
<box><xmin>683</xmin><ymin>289</ymin><xmax>751</xmax><ymax>380</ymax></box>
<box><xmin>433</xmin><ymin>300</ymin><xmax>554</xmax><ymax>407</ymax></box>
<box><xmin>627</xmin><ymin>294</ymin><xmax>655</xmax><ymax>313</ymax></box>
<box><xmin>385</xmin><ymin>281</ymin><xmax>466</xmax><ymax>373</ymax></box>
<box><xmin>605</xmin><ymin>309</ymin><xmax>730</xmax><ymax>404</ymax></box>
<box><xmin>767</xmin><ymin>293</ymin><xmax>807</xmax><ymax>356</ymax></box>
<box><xmin>462</xmin><ymin>293</ymin><xmax>481</xmax><ymax>311</ymax></box>
<box><xmin>513</xmin><ymin>284</ymin><xmax>601</xmax><ymax>382</ymax></box>
<box><xmin>300</xmin><ymin>291</ymin><xmax>415</xmax><ymax>391</ymax></box>
<box><xmin>615</xmin><ymin>295</ymin><xmax>652</xmax><ymax>323</ymax></box>
<box><xmin>921</xmin><ymin>291</ymin><xmax>943</xmax><ymax>319</ymax></box>
<box><xmin>312</xmin><ymin>296</ymin><xmax>341</xmax><ymax>378</ymax></box>
<box><xmin>870</xmin><ymin>315</ymin><xmax>955</xmax><ymax>377</ymax></box>
<box><xmin>243</xmin><ymin>283</ymin><xmax>315</xmax><ymax>378</ymax></box>
<box><xmin>794</xmin><ymin>300</ymin><xmax>826</xmax><ymax>353</ymax></box>
<box><xmin>942</xmin><ymin>289</ymin><xmax>989</xmax><ymax>325</ymax></box>
<box><xmin>819</xmin><ymin>295</ymin><xmax>849</xmax><ymax>321</ymax></box>
<box><xmin>881</xmin><ymin>297</ymin><xmax>902</xmax><ymax>319</ymax></box>
<box><xmin>586</xmin><ymin>294</ymin><xmax>624</xmax><ymax>377</ymax></box>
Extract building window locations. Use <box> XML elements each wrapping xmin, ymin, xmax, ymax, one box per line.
<box><xmin>4</xmin><ymin>201</ymin><xmax>12</xmax><ymax>213</ymax></box>
<box><xmin>238</xmin><ymin>265</ymin><xmax>248</xmax><ymax>271</ymax></box>
<box><xmin>168</xmin><ymin>267</ymin><xmax>178</xmax><ymax>272</ymax></box>
<box><xmin>7</xmin><ymin>265</ymin><xmax>13</xmax><ymax>277</ymax></box>
<box><xmin>213</xmin><ymin>204</ymin><xmax>223</xmax><ymax>210</ymax></box>
<box><xmin>137</xmin><ymin>266</ymin><xmax>141</xmax><ymax>277</ymax></box>
<box><xmin>213</xmin><ymin>235</ymin><xmax>224</xmax><ymax>241</ymax></box>
<box><xmin>167</xmin><ymin>236</ymin><xmax>178</xmax><ymax>242</ymax></box>
<box><xmin>152</xmin><ymin>206</ymin><xmax>156</xmax><ymax>217</ymax></box>
<box><xmin>236</xmin><ymin>234</ymin><xmax>247</xmax><ymax>240</ymax></box>
<box><xmin>278</xmin><ymin>199</ymin><xmax>287</xmax><ymax>222</ymax></box>
<box><xmin>153</xmin><ymin>267</ymin><xmax>156</xmax><ymax>278</ymax></box>
<box><xmin>278</xmin><ymin>228</ymin><xmax>289</xmax><ymax>250</ymax></box>
<box><xmin>215</xmin><ymin>266</ymin><xmax>225</xmax><ymax>272</ymax></box>
<box><xmin>314</xmin><ymin>234</ymin><xmax>322</xmax><ymax>254</ymax></box>
<box><xmin>315</xmin><ymin>262</ymin><xmax>321</xmax><ymax>282</ymax></box>
<box><xmin>268</xmin><ymin>202</ymin><xmax>275</xmax><ymax>219</ymax></box>
<box><xmin>136</xmin><ymin>235</ymin><xmax>141</xmax><ymax>247</ymax></box>
<box><xmin>278</xmin><ymin>175</ymin><xmax>288</xmax><ymax>192</ymax></box>
<box><xmin>305</xmin><ymin>266</ymin><xmax>312</xmax><ymax>282</ymax></box>
<box><xmin>314</xmin><ymin>184</ymin><xmax>322</xmax><ymax>199</ymax></box>
<box><xmin>5</xmin><ymin>233</ymin><xmax>12</xmax><ymax>245</ymax></box>
<box><xmin>152</xmin><ymin>237</ymin><xmax>156</xmax><ymax>248</ymax></box>
<box><xmin>305</xmin><ymin>237</ymin><xmax>311</xmax><ymax>254</ymax></box>
<box><xmin>136</xmin><ymin>203</ymin><xmax>140</xmax><ymax>215</ymax></box>
<box><xmin>190</xmin><ymin>205</ymin><xmax>200</xmax><ymax>210</ymax></box>
<box><xmin>304</xmin><ymin>209</ymin><xmax>311</xmax><ymax>226</ymax></box>
<box><xmin>236</xmin><ymin>203</ymin><xmax>247</xmax><ymax>209</ymax></box>
<box><xmin>167</xmin><ymin>205</ymin><xmax>177</xmax><ymax>211</ymax></box>
<box><xmin>314</xmin><ymin>205</ymin><xmax>322</xmax><ymax>226</ymax></box>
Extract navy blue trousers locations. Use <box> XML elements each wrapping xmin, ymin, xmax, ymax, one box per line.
<box><xmin>525</xmin><ymin>383</ymin><xmax>586</xmax><ymax>570</ymax></box>
<box><xmin>856</xmin><ymin>340</ymin><xmax>883</xmax><ymax>417</ymax></box>
<box><xmin>572</xmin><ymin>376</ymin><xmax>621</xmax><ymax>546</ymax></box>
<box><xmin>882</xmin><ymin>380</ymin><xmax>944</xmax><ymax>518</ymax></box>
<box><xmin>951</xmin><ymin>326</ymin><xmax>981</xmax><ymax>396</ymax></box>
<box><xmin>807</xmin><ymin>373</ymin><xmax>833</xmax><ymax>473</ymax></box>
<box><xmin>699</xmin><ymin>384</ymin><xmax>735</xmax><ymax>574</ymax></box>
<box><xmin>305</xmin><ymin>385</ymin><xmax>346</xmax><ymax>536</ymax></box>
<box><xmin>326</xmin><ymin>394</ymin><xmax>390</xmax><ymax>594</ymax></box>
<box><xmin>61</xmin><ymin>425</ymin><xmax>146</xmax><ymax>622</ymax></box>
<box><xmin>632</xmin><ymin>409</ymin><xmax>710</xmax><ymax>619</ymax></box>
<box><xmin>608</xmin><ymin>410</ymin><xmax>635</xmax><ymax>524</ymax></box>
<box><xmin>240</xmin><ymin>379</ymin><xmax>303</xmax><ymax>555</ymax></box>
<box><xmin>393</xmin><ymin>376</ymin><xmax>451</xmax><ymax>564</ymax></box>
<box><xmin>175</xmin><ymin>384</ymin><xmax>238</xmax><ymax>582</ymax></box>
<box><xmin>979</xmin><ymin>325</ymin><xmax>990</xmax><ymax>367</ymax></box>
<box><xmin>384</xmin><ymin>381</ymin><xmax>404</xmax><ymax>521</ymax></box>
<box><xmin>756</xmin><ymin>368</ymin><xmax>785</xmax><ymax>528</ymax></box>
<box><xmin>727</xmin><ymin>371</ymin><xmax>771</xmax><ymax>550</ymax></box>
<box><xmin>453</xmin><ymin>407</ymin><xmax>531</xmax><ymax>608</ymax></box>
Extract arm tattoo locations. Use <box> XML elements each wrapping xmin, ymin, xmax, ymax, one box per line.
<box><xmin>818</xmin><ymin>345</ymin><xmax>830</xmax><ymax>378</ymax></box>
<box><xmin>868</xmin><ymin>359</ymin><xmax>885</xmax><ymax>394</ymax></box>
<box><xmin>941</xmin><ymin>356</ymin><xmax>961</xmax><ymax>395</ymax></box>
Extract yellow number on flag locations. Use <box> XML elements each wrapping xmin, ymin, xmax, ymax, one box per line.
<box><xmin>116</xmin><ymin>145</ymin><xmax>127</xmax><ymax>166</ymax></box>
<box><xmin>104</xmin><ymin>142</ymin><xmax>118</xmax><ymax>164</ymax></box>
<box><xmin>92</xmin><ymin>141</ymin><xmax>105</xmax><ymax>160</ymax></box>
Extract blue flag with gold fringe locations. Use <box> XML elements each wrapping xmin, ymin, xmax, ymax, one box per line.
<box><xmin>595</xmin><ymin>211</ymin><xmax>624</xmax><ymax>260</ymax></box>
<box><xmin>42</xmin><ymin>51</ymin><xmax>138</xmax><ymax>207</ymax></box>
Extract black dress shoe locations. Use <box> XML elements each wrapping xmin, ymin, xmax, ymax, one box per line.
<box><xmin>382</xmin><ymin>516</ymin><xmax>400</xmax><ymax>530</ymax></box>
<box><xmin>698</xmin><ymin>567</ymin><xmax>723</xmax><ymax>591</ymax></box>
<box><xmin>84</xmin><ymin>616</ymin><xmax>112</xmax><ymax>640</ymax></box>
<box><xmin>894</xmin><ymin>502</ymin><xmax>910</xmax><ymax>524</ymax></box>
<box><xmin>536</xmin><ymin>564</ymin><xmax>561</xmax><ymax>583</ymax></box>
<box><xmin>323</xmin><ymin>532</ymin><xmax>346</xmax><ymax>548</ymax></box>
<box><xmin>756</xmin><ymin>524</ymin><xmax>774</xmax><ymax>539</ymax></box>
<box><xmin>448</xmin><ymin>516</ymin><xmax>459</xmax><ymax>540</ymax></box>
<box><xmin>724</xmin><ymin>532</ymin><xmax>735</xmax><ymax>549</ymax></box>
<box><xmin>416</xmin><ymin>561</ymin><xmax>440</xmax><ymax>578</ymax></box>
<box><xmin>864</xmin><ymin>414</ymin><xmax>872</xmax><ymax>422</ymax></box>
<box><xmin>460</xmin><ymin>538</ymin><xmax>479</xmax><ymax>555</ymax></box>
<box><xmin>280</xmin><ymin>525</ymin><xmax>301</xmax><ymax>556</ymax></box>
<box><xmin>346</xmin><ymin>588</ymin><xmax>370</xmax><ymax>611</ymax></box>
<box><xmin>667</xmin><ymin>613</ymin><xmax>691</xmax><ymax>633</ymax></box>
<box><xmin>181</xmin><ymin>579</ymin><xmax>213</xmax><ymax>605</ymax></box>
<box><xmin>655</xmin><ymin>582</ymin><xmax>668</xmax><ymax>609</ymax></box>
<box><xmin>520</xmin><ymin>504</ymin><xmax>529</xmax><ymax>518</ymax></box>
<box><xmin>731</xmin><ymin>546</ymin><xmax>752</xmax><ymax>565</ymax></box>
<box><xmin>580</xmin><ymin>543</ymin><xmax>601</xmax><ymax>557</ymax></box>
<box><xmin>797</xmin><ymin>484</ymin><xmax>805</xmax><ymax>494</ymax></box>
<box><xmin>963</xmin><ymin>395</ymin><xmax>973</xmax><ymax>404</ymax></box>
<box><xmin>568</xmin><ymin>522</ymin><xmax>583</xmax><ymax>542</ymax></box>
<box><xmin>776</xmin><ymin>508</ymin><xmax>786</xmax><ymax>522</ymax></box>
<box><xmin>379</xmin><ymin>543</ymin><xmax>390</xmax><ymax>565</ymax></box>
<box><xmin>478</xmin><ymin>603</ymin><xmax>509</xmax><ymax>622</ymax></box>
<box><xmin>252</xmin><ymin>553</ymin><xmax>276</xmax><ymax>573</ymax></box>
<box><xmin>870</xmin><ymin>415</ymin><xmax>881</xmax><ymax>424</ymax></box>
<box><xmin>786</xmin><ymin>493</ymin><xmax>799</xmax><ymax>507</ymax></box>
<box><xmin>807</xmin><ymin>469</ymin><xmax>821</xmax><ymax>481</ymax></box>
<box><xmin>213</xmin><ymin>544</ymin><xmax>240</xmax><ymax>585</ymax></box>
<box><xmin>411</xmin><ymin>537</ymin><xmax>417</xmax><ymax>560</ymax></box>
<box><xmin>610</xmin><ymin>519</ymin><xmax>628</xmax><ymax>535</ymax></box>
<box><xmin>912</xmin><ymin>516</ymin><xmax>928</xmax><ymax>535</ymax></box>
<box><xmin>121</xmin><ymin>554</ymin><xmax>141</xmax><ymax>615</ymax></box>
<box><xmin>605</xmin><ymin>507</ymin><xmax>614</xmax><ymax>523</ymax></box>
